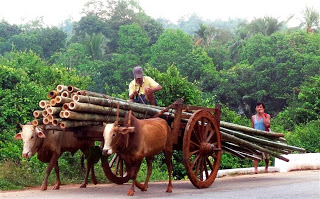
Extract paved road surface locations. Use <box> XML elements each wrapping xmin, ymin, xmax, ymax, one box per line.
<box><xmin>1</xmin><ymin>170</ymin><xmax>319</xmax><ymax>199</ymax></box>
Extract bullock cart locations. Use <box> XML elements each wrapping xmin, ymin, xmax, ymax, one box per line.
<box><xmin>89</xmin><ymin>98</ymin><xmax>223</xmax><ymax>189</ymax></box>
<box><xmin>33</xmin><ymin>85</ymin><xmax>305</xmax><ymax>189</ymax></box>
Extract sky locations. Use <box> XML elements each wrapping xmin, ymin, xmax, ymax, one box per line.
<box><xmin>0</xmin><ymin>0</ymin><xmax>319</xmax><ymax>27</ymax></box>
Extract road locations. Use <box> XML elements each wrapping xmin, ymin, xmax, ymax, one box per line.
<box><xmin>1</xmin><ymin>170</ymin><xmax>319</xmax><ymax>199</ymax></box>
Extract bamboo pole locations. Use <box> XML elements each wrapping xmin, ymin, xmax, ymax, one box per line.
<box><xmin>67</xmin><ymin>85</ymin><xmax>80</xmax><ymax>93</ymax></box>
<box><xmin>43</xmin><ymin>117</ymin><xmax>50</xmax><ymax>125</ymax></box>
<box><xmin>57</xmin><ymin>85</ymin><xmax>68</xmax><ymax>93</ymax></box>
<box><xmin>48</xmin><ymin>90</ymin><xmax>61</xmax><ymax>99</ymax></box>
<box><xmin>222</xmin><ymin>146</ymin><xmax>246</xmax><ymax>159</ymax></box>
<box><xmin>47</xmin><ymin>107</ymin><xmax>62</xmax><ymax>115</ymax></box>
<box><xmin>221</xmin><ymin>131</ymin><xmax>290</xmax><ymax>162</ymax></box>
<box><xmin>222</xmin><ymin>141</ymin><xmax>262</xmax><ymax>156</ymax></box>
<box><xmin>61</xmin><ymin>91</ymin><xmax>70</xmax><ymax>98</ymax></box>
<box><xmin>55</xmin><ymin>96</ymin><xmax>72</xmax><ymax>105</ymax></box>
<box><xmin>220</xmin><ymin>121</ymin><xmax>284</xmax><ymax>138</ymax></box>
<box><xmin>59</xmin><ymin>111</ymin><xmax>65</xmax><ymax>118</ymax></box>
<box><xmin>42</xmin><ymin>110</ymin><xmax>49</xmax><ymax>117</ymax></box>
<box><xmin>32</xmin><ymin>119</ymin><xmax>43</xmax><ymax>126</ymax></box>
<box><xmin>52</xmin><ymin>118</ymin><xmax>63</xmax><ymax>126</ymax></box>
<box><xmin>60</xmin><ymin>121</ymin><xmax>102</xmax><ymax>129</ymax></box>
<box><xmin>33</xmin><ymin>110</ymin><xmax>43</xmax><ymax>118</ymax></box>
<box><xmin>220</xmin><ymin>127</ymin><xmax>305</xmax><ymax>153</ymax></box>
<box><xmin>63</xmin><ymin>110</ymin><xmax>118</xmax><ymax>122</ymax></box>
<box><xmin>39</xmin><ymin>100</ymin><xmax>49</xmax><ymax>109</ymax></box>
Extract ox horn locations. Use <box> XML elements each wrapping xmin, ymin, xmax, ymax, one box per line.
<box><xmin>127</xmin><ymin>110</ymin><xmax>132</xmax><ymax>127</ymax></box>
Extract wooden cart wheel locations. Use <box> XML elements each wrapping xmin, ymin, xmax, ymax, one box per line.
<box><xmin>183</xmin><ymin>109</ymin><xmax>222</xmax><ymax>188</ymax></box>
<box><xmin>101</xmin><ymin>153</ymin><xmax>130</xmax><ymax>184</ymax></box>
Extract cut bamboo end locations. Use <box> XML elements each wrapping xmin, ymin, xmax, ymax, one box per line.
<box><xmin>55</xmin><ymin>96</ymin><xmax>72</xmax><ymax>104</ymax></box>
<box><xmin>73</xmin><ymin>95</ymin><xmax>80</xmax><ymax>102</ymax></box>
<box><xmin>39</xmin><ymin>100</ymin><xmax>49</xmax><ymax>109</ymax></box>
<box><xmin>61</xmin><ymin>91</ymin><xmax>70</xmax><ymax>98</ymax></box>
<box><xmin>32</xmin><ymin>119</ymin><xmax>43</xmax><ymax>126</ymax></box>
<box><xmin>42</xmin><ymin>110</ymin><xmax>49</xmax><ymax>117</ymax></box>
<box><xmin>69</xmin><ymin>102</ymin><xmax>76</xmax><ymax>109</ymax></box>
<box><xmin>67</xmin><ymin>85</ymin><xmax>80</xmax><ymax>93</ymax></box>
<box><xmin>50</xmin><ymin>99</ymin><xmax>57</xmax><ymax>106</ymax></box>
<box><xmin>48</xmin><ymin>90</ymin><xmax>59</xmax><ymax>99</ymax></box>
<box><xmin>47</xmin><ymin>115</ymin><xmax>55</xmax><ymax>122</ymax></box>
<box><xmin>57</xmin><ymin>85</ymin><xmax>68</xmax><ymax>93</ymax></box>
<box><xmin>48</xmin><ymin>107</ymin><xmax>62</xmax><ymax>115</ymax></box>
<box><xmin>33</xmin><ymin>110</ymin><xmax>43</xmax><ymax>118</ymax></box>
<box><xmin>59</xmin><ymin>111</ymin><xmax>65</xmax><ymax>118</ymax></box>
<box><xmin>45</xmin><ymin>104</ymin><xmax>51</xmax><ymax>110</ymax></box>
<box><xmin>62</xmin><ymin>103</ymin><xmax>69</xmax><ymax>110</ymax></box>
<box><xmin>43</xmin><ymin>117</ymin><xmax>50</xmax><ymax>125</ymax></box>
<box><xmin>52</xmin><ymin>118</ymin><xmax>63</xmax><ymax>126</ymax></box>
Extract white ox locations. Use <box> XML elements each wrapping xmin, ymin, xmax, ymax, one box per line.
<box><xmin>14</xmin><ymin>124</ymin><xmax>98</xmax><ymax>190</ymax></box>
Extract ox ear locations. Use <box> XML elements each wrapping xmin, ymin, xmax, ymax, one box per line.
<box><xmin>35</xmin><ymin>127</ymin><xmax>46</xmax><ymax>139</ymax></box>
<box><xmin>19</xmin><ymin>123</ymin><xmax>24</xmax><ymax>129</ymax></box>
<box><xmin>14</xmin><ymin>133</ymin><xmax>22</xmax><ymax>140</ymax></box>
<box><xmin>118</xmin><ymin>127</ymin><xmax>135</xmax><ymax>135</ymax></box>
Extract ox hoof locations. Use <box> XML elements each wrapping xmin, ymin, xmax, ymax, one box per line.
<box><xmin>127</xmin><ymin>189</ymin><xmax>135</xmax><ymax>196</ymax></box>
<box><xmin>79</xmin><ymin>183</ymin><xmax>87</xmax><ymax>188</ymax></box>
<box><xmin>92</xmin><ymin>178</ymin><xmax>98</xmax><ymax>185</ymax></box>
<box><xmin>53</xmin><ymin>183</ymin><xmax>61</xmax><ymax>190</ymax></box>
<box><xmin>166</xmin><ymin>187</ymin><xmax>172</xmax><ymax>193</ymax></box>
<box><xmin>40</xmin><ymin>185</ymin><xmax>47</xmax><ymax>191</ymax></box>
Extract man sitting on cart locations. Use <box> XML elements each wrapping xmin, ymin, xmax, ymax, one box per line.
<box><xmin>128</xmin><ymin>66</ymin><xmax>162</xmax><ymax>106</ymax></box>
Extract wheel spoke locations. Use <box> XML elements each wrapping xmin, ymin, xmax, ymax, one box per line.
<box><xmin>204</xmin><ymin>158</ymin><xmax>209</xmax><ymax>179</ymax></box>
<box><xmin>191</xmin><ymin>153</ymin><xmax>201</xmax><ymax>169</ymax></box>
<box><xmin>199</xmin><ymin>156</ymin><xmax>204</xmax><ymax>181</ymax></box>
<box><xmin>190</xmin><ymin>140</ymin><xmax>200</xmax><ymax>148</ymax></box>
<box><xmin>194</xmin><ymin>156</ymin><xmax>202</xmax><ymax>177</ymax></box>
<box><xmin>199</xmin><ymin>118</ymin><xmax>205</xmax><ymax>141</ymax></box>
<box><xmin>192</xmin><ymin>129</ymin><xmax>201</xmax><ymax>144</ymax></box>
<box><xmin>203</xmin><ymin>119</ymin><xmax>210</xmax><ymax>140</ymax></box>
<box><xmin>190</xmin><ymin>149</ymin><xmax>200</xmax><ymax>155</ymax></box>
<box><xmin>206</xmin><ymin>128</ymin><xmax>216</xmax><ymax>143</ymax></box>
<box><xmin>206</xmin><ymin>157</ymin><xmax>214</xmax><ymax>171</ymax></box>
<box><xmin>109</xmin><ymin>153</ymin><xmax>118</xmax><ymax>168</ymax></box>
<box><xmin>113</xmin><ymin>155</ymin><xmax>120</xmax><ymax>174</ymax></box>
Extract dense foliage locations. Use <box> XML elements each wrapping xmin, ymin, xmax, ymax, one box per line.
<box><xmin>0</xmin><ymin>0</ymin><xmax>319</xmax><ymax>190</ymax></box>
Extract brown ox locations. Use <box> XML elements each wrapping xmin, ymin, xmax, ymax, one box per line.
<box><xmin>14</xmin><ymin>124</ymin><xmax>99</xmax><ymax>190</ymax></box>
<box><xmin>102</xmin><ymin>112</ymin><xmax>173</xmax><ymax>196</ymax></box>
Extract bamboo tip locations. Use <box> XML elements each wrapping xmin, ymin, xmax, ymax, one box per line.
<box><xmin>33</xmin><ymin>111</ymin><xmax>40</xmax><ymax>118</ymax></box>
<box><xmin>64</xmin><ymin>111</ymin><xmax>70</xmax><ymax>118</ymax></box>
<box><xmin>59</xmin><ymin>111</ymin><xmax>65</xmax><ymax>118</ymax></box>
<box><xmin>48</xmin><ymin>90</ymin><xmax>58</xmax><ymax>99</ymax></box>
<box><xmin>32</xmin><ymin>120</ymin><xmax>39</xmax><ymax>126</ymax></box>
<box><xmin>55</xmin><ymin>96</ymin><xmax>62</xmax><ymax>103</ymax></box>
<box><xmin>61</xmin><ymin>91</ymin><xmax>69</xmax><ymax>98</ymax></box>
<box><xmin>57</xmin><ymin>85</ymin><xmax>66</xmax><ymax>92</ymax></box>
<box><xmin>42</xmin><ymin>110</ymin><xmax>49</xmax><ymax>117</ymax></box>
<box><xmin>43</xmin><ymin>118</ymin><xmax>50</xmax><ymax>125</ymax></box>
<box><xmin>47</xmin><ymin>108</ymin><xmax>53</xmax><ymax>115</ymax></box>
<box><xmin>62</xmin><ymin>103</ymin><xmax>69</xmax><ymax>110</ymax></box>
<box><xmin>50</xmin><ymin>99</ymin><xmax>56</xmax><ymax>106</ymax></box>
<box><xmin>73</xmin><ymin>95</ymin><xmax>79</xmax><ymax>102</ymax></box>
<box><xmin>52</xmin><ymin>119</ymin><xmax>59</xmax><ymax>126</ymax></box>
<box><xmin>69</xmin><ymin>102</ymin><xmax>75</xmax><ymax>109</ymax></box>
<box><xmin>60</xmin><ymin>122</ymin><xmax>66</xmax><ymax>129</ymax></box>
<box><xmin>39</xmin><ymin>100</ymin><xmax>48</xmax><ymax>108</ymax></box>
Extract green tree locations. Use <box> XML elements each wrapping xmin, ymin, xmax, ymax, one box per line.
<box><xmin>117</xmin><ymin>23</ymin><xmax>149</xmax><ymax>57</ymax></box>
<box><xmin>82</xmin><ymin>33</ymin><xmax>107</xmax><ymax>60</ymax></box>
<box><xmin>149</xmin><ymin>29</ymin><xmax>193</xmax><ymax>72</ymax></box>
<box><xmin>145</xmin><ymin>65</ymin><xmax>202</xmax><ymax>106</ymax></box>
<box><xmin>302</xmin><ymin>7</ymin><xmax>320</xmax><ymax>32</ymax></box>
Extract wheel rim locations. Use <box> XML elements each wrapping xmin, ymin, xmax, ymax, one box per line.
<box><xmin>101</xmin><ymin>153</ymin><xmax>130</xmax><ymax>184</ymax></box>
<box><xmin>183</xmin><ymin>110</ymin><xmax>221</xmax><ymax>188</ymax></box>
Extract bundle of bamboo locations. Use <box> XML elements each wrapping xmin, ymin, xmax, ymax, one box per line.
<box><xmin>31</xmin><ymin>85</ymin><xmax>305</xmax><ymax>162</ymax></box>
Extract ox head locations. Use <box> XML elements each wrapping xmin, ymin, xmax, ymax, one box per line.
<box><xmin>102</xmin><ymin>122</ymin><xmax>134</xmax><ymax>156</ymax></box>
<box><xmin>14</xmin><ymin>124</ymin><xmax>45</xmax><ymax>158</ymax></box>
